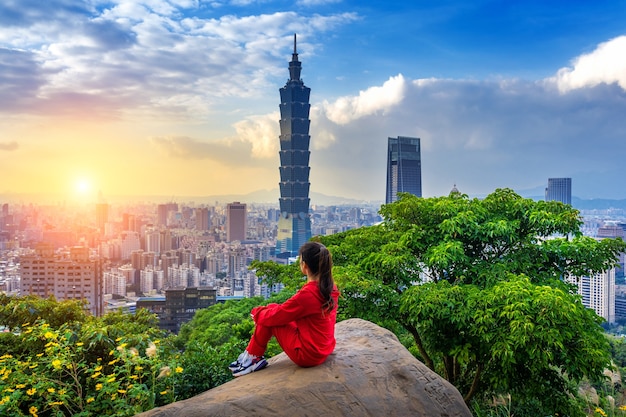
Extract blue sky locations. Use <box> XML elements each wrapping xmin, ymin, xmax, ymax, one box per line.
<box><xmin>1</xmin><ymin>0</ymin><xmax>626</xmax><ymax>203</ymax></box>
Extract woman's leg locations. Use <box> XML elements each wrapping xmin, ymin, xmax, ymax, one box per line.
<box><xmin>247</xmin><ymin>321</ymin><xmax>303</xmax><ymax>361</ymax></box>
<box><xmin>245</xmin><ymin>321</ymin><xmax>274</xmax><ymax>357</ymax></box>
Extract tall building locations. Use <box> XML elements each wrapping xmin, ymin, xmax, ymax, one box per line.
<box><xmin>226</xmin><ymin>202</ymin><xmax>247</xmax><ymax>242</ymax></box>
<box><xmin>95</xmin><ymin>202</ymin><xmax>109</xmax><ymax>234</ymax></box>
<box><xmin>20</xmin><ymin>244</ymin><xmax>104</xmax><ymax>316</ymax></box>
<box><xmin>195</xmin><ymin>207</ymin><xmax>210</xmax><ymax>231</ymax></box>
<box><xmin>276</xmin><ymin>34</ymin><xmax>312</xmax><ymax>257</ymax></box>
<box><xmin>566</xmin><ymin>269</ymin><xmax>615</xmax><ymax>324</ymax></box>
<box><xmin>386</xmin><ymin>136</ymin><xmax>422</xmax><ymax>204</ymax></box>
<box><xmin>545</xmin><ymin>177</ymin><xmax>572</xmax><ymax>205</ymax></box>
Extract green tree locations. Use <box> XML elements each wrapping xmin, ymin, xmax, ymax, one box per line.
<box><xmin>317</xmin><ymin>189</ymin><xmax>625</xmax><ymax>414</ymax></box>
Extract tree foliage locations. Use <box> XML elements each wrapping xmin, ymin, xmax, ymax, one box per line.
<box><xmin>317</xmin><ymin>189</ymin><xmax>626</xmax><ymax>413</ymax></box>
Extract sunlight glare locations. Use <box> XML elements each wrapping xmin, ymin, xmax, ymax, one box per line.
<box><xmin>75</xmin><ymin>178</ymin><xmax>92</xmax><ymax>194</ymax></box>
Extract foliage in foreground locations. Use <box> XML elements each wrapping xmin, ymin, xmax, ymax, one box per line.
<box><xmin>254</xmin><ymin>188</ymin><xmax>626</xmax><ymax>416</ymax></box>
<box><xmin>0</xmin><ymin>296</ymin><xmax>189</xmax><ymax>416</ymax></box>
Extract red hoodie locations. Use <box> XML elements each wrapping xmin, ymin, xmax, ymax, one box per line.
<box><xmin>251</xmin><ymin>281</ymin><xmax>340</xmax><ymax>365</ymax></box>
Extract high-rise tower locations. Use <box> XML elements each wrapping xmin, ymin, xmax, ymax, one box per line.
<box><xmin>545</xmin><ymin>177</ymin><xmax>572</xmax><ymax>205</ymax></box>
<box><xmin>386</xmin><ymin>136</ymin><xmax>422</xmax><ymax>204</ymax></box>
<box><xmin>276</xmin><ymin>34</ymin><xmax>312</xmax><ymax>257</ymax></box>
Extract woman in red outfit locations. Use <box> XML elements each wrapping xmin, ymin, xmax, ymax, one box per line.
<box><xmin>229</xmin><ymin>241</ymin><xmax>340</xmax><ymax>377</ymax></box>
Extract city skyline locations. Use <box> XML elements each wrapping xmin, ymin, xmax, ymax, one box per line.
<box><xmin>1</xmin><ymin>1</ymin><xmax>626</xmax><ymax>203</ymax></box>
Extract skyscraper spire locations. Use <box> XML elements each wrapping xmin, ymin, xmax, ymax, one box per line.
<box><xmin>288</xmin><ymin>33</ymin><xmax>302</xmax><ymax>82</ymax></box>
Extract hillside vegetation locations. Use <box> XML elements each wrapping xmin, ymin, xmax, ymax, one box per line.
<box><xmin>2</xmin><ymin>188</ymin><xmax>626</xmax><ymax>417</ymax></box>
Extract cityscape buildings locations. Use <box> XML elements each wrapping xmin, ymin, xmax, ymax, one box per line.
<box><xmin>385</xmin><ymin>136</ymin><xmax>422</xmax><ymax>204</ymax></box>
<box><xmin>275</xmin><ymin>34</ymin><xmax>312</xmax><ymax>258</ymax></box>
<box><xmin>545</xmin><ymin>177</ymin><xmax>572</xmax><ymax>205</ymax></box>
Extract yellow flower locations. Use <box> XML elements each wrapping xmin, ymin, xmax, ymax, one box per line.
<box><xmin>620</xmin><ymin>405</ymin><xmax>626</xmax><ymax>411</ymax></box>
<box><xmin>94</xmin><ymin>365</ymin><xmax>103</xmax><ymax>372</ymax></box>
<box><xmin>23</xmin><ymin>329</ymin><xmax>33</xmax><ymax>334</ymax></box>
<box><xmin>76</xmin><ymin>342</ymin><xmax>83</xmax><ymax>347</ymax></box>
<box><xmin>108</xmin><ymin>358</ymin><xmax>119</xmax><ymax>365</ymax></box>
<box><xmin>91</xmin><ymin>372</ymin><xmax>101</xmax><ymax>379</ymax></box>
<box><xmin>48</xmin><ymin>401</ymin><xmax>64</xmax><ymax>406</ymax></box>
<box><xmin>36</xmin><ymin>353</ymin><xmax>44</xmax><ymax>357</ymax></box>
<box><xmin>175</xmin><ymin>366</ymin><xmax>183</xmax><ymax>373</ymax></box>
<box><xmin>86</xmin><ymin>397</ymin><xmax>95</xmax><ymax>403</ymax></box>
<box><xmin>595</xmin><ymin>408</ymin><xmax>607</xmax><ymax>417</ymax></box>
<box><xmin>153</xmin><ymin>340</ymin><xmax>160</xmax><ymax>344</ymax></box>
<box><xmin>59</xmin><ymin>389</ymin><xmax>65</xmax><ymax>395</ymax></box>
<box><xmin>115</xmin><ymin>337</ymin><xmax>122</xmax><ymax>342</ymax></box>
<box><xmin>135</xmin><ymin>365</ymin><xmax>143</xmax><ymax>372</ymax></box>
<box><xmin>47</xmin><ymin>388</ymin><xmax>55</xmax><ymax>393</ymax></box>
<box><xmin>95</xmin><ymin>383</ymin><xmax>103</xmax><ymax>391</ymax></box>
<box><xmin>117</xmin><ymin>389</ymin><xmax>127</xmax><ymax>394</ymax></box>
<box><xmin>160</xmin><ymin>390</ymin><xmax>168</xmax><ymax>395</ymax></box>
<box><xmin>0</xmin><ymin>396</ymin><xmax>9</xmax><ymax>405</ymax></box>
<box><xmin>22</xmin><ymin>322</ymin><xmax>30</xmax><ymax>327</ymax></box>
<box><xmin>29</xmin><ymin>364</ymin><xmax>38</xmax><ymax>369</ymax></box>
<box><xmin>29</xmin><ymin>405</ymin><xmax>38</xmax><ymax>417</ymax></box>
<box><xmin>27</xmin><ymin>387</ymin><xmax>37</xmax><ymax>395</ymax></box>
<box><xmin>44</xmin><ymin>331</ymin><xmax>55</xmax><ymax>339</ymax></box>
<box><xmin>107</xmin><ymin>376</ymin><xmax>116</xmax><ymax>383</ymax></box>
<box><xmin>130</xmin><ymin>375</ymin><xmax>139</xmax><ymax>380</ymax></box>
<box><xmin>15</xmin><ymin>383</ymin><xmax>26</xmax><ymax>389</ymax></box>
<box><xmin>52</xmin><ymin>359</ymin><xmax>62</xmax><ymax>369</ymax></box>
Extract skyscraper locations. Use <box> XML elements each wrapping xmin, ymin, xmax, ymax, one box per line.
<box><xmin>545</xmin><ymin>177</ymin><xmax>572</xmax><ymax>205</ymax></box>
<box><xmin>227</xmin><ymin>202</ymin><xmax>247</xmax><ymax>242</ymax></box>
<box><xmin>276</xmin><ymin>34</ymin><xmax>312</xmax><ymax>257</ymax></box>
<box><xmin>386</xmin><ymin>136</ymin><xmax>422</xmax><ymax>204</ymax></box>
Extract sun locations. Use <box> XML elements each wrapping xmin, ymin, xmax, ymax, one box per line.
<box><xmin>75</xmin><ymin>178</ymin><xmax>92</xmax><ymax>194</ymax></box>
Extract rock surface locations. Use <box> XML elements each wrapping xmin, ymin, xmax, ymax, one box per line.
<box><xmin>136</xmin><ymin>318</ymin><xmax>472</xmax><ymax>417</ymax></box>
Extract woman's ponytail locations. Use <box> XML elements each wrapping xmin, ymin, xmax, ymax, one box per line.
<box><xmin>299</xmin><ymin>242</ymin><xmax>335</xmax><ymax>313</ymax></box>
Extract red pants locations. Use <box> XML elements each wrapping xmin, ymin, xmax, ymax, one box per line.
<box><xmin>246</xmin><ymin>322</ymin><xmax>324</xmax><ymax>368</ymax></box>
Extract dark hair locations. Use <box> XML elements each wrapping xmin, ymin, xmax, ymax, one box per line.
<box><xmin>299</xmin><ymin>241</ymin><xmax>334</xmax><ymax>312</ymax></box>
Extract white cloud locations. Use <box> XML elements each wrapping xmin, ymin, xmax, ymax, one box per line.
<box><xmin>304</xmin><ymin>70</ymin><xmax>626</xmax><ymax>200</ymax></box>
<box><xmin>0</xmin><ymin>1</ymin><xmax>358</xmax><ymax>120</ymax></box>
<box><xmin>321</xmin><ymin>74</ymin><xmax>406</xmax><ymax>124</ymax></box>
<box><xmin>234</xmin><ymin>112</ymin><xmax>279</xmax><ymax>158</ymax></box>
<box><xmin>553</xmin><ymin>35</ymin><xmax>626</xmax><ymax>92</ymax></box>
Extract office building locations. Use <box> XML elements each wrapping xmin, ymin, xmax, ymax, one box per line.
<box><xmin>386</xmin><ymin>136</ymin><xmax>422</xmax><ymax>204</ymax></box>
<box><xmin>96</xmin><ymin>202</ymin><xmax>109</xmax><ymax>235</ymax></box>
<box><xmin>158</xmin><ymin>287</ymin><xmax>217</xmax><ymax>333</ymax></box>
<box><xmin>20</xmin><ymin>244</ymin><xmax>104</xmax><ymax>316</ymax></box>
<box><xmin>566</xmin><ymin>268</ymin><xmax>615</xmax><ymax>324</ymax></box>
<box><xmin>195</xmin><ymin>207</ymin><xmax>210</xmax><ymax>231</ymax></box>
<box><xmin>276</xmin><ymin>34</ymin><xmax>312</xmax><ymax>257</ymax></box>
<box><xmin>227</xmin><ymin>202</ymin><xmax>247</xmax><ymax>242</ymax></box>
<box><xmin>545</xmin><ymin>178</ymin><xmax>572</xmax><ymax>205</ymax></box>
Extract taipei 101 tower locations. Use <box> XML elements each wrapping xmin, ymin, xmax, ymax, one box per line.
<box><xmin>275</xmin><ymin>34</ymin><xmax>312</xmax><ymax>258</ymax></box>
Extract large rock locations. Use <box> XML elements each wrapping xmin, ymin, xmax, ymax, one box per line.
<box><xmin>136</xmin><ymin>318</ymin><xmax>472</xmax><ymax>417</ymax></box>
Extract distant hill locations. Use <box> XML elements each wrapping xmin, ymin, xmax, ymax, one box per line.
<box><xmin>518</xmin><ymin>194</ymin><xmax>626</xmax><ymax>211</ymax></box>
<box><xmin>571</xmin><ymin>197</ymin><xmax>626</xmax><ymax>211</ymax></box>
<box><xmin>0</xmin><ymin>190</ymin><xmax>382</xmax><ymax>207</ymax></box>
